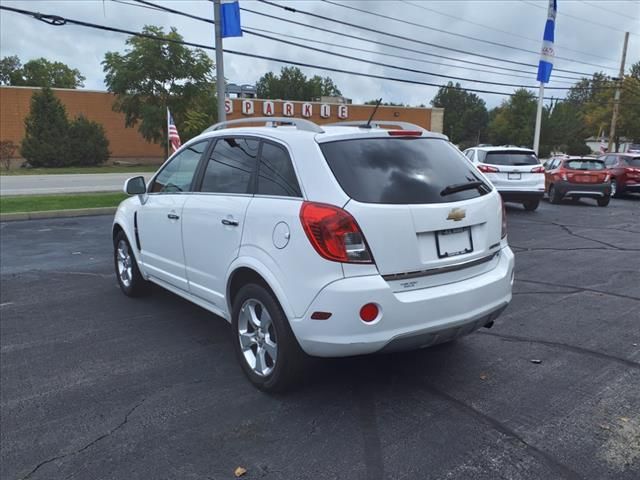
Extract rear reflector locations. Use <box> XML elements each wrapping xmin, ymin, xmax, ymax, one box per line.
<box><xmin>311</xmin><ymin>311</ymin><xmax>332</xmax><ymax>320</ymax></box>
<box><xmin>388</xmin><ymin>130</ymin><xmax>422</xmax><ymax>136</ymax></box>
<box><xmin>360</xmin><ymin>303</ymin><xmax>379</xmax><ymax>323</ymax></box>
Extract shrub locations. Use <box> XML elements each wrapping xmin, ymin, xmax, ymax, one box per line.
<box><xmin>68</xmin><ymin>115</ymin><xmax>110</xmax><ymax>166</ymax></box>
<box><xmin>0</xmin><ymin>140</ymin><xmax>17</xmax><ymax>170</ymax></box>
<box><xmin>20</xmin><ymin>87</ymin><xmax>70</xmax><ymax>167</ymax></box>
<box><xmin>566</xmin><ymin>140</ymin><xmax>591</xmax><ymax>156</ymax></box>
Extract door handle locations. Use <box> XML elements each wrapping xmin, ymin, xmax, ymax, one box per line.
<box><xmin>221</xmin><ymin>218</ymin><xmax>239</xmax><ymax>226</ymax></box>
<box><xmin>167</xmin><ymin>213</ymin><xmax>180</xmax><ymax>220</ymax></box>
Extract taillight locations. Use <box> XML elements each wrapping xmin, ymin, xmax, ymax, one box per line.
<box><xmin>501</xmin><ymin>198</ymin><xmax>507</xmax><ymax>239</ymax></box>
<box><xmin>530</xmin><ymin>166</ymin><xmax>545</xmax><ymax>173</ymax></box>
<box><xmin>300</xmin><ymin>202</ymin><xmax>373</xmax><ymax>264</ymax></box>
<box><xmin>478</xmin><ymin>164</ymin><xmax>499</xmax><ymax>173</ymax></box>
<box><xmin>561</xmin><ymin>173</ymin><xmax>568</xmax><ymax>181</ymax></box>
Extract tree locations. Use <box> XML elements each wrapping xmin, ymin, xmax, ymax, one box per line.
<box><xmin>488</xmin><ymin>89</ymin><xmax>538</xmax><ymax>148</ymax></box>
<box><xmin>20</xmin><ymin>87</ymin><xmax>70</xmax><ymax>167</ymax></box>
<box><xmin>256</xmin><ymin>67</ymin><xmax>342</xmax><ymax>100</ymax></box>
<box><xmin>68</xmin><ymin>115</ymin><xmax>110</xmax><ymax>166</ymax></box>
<box><xmin>0</xmin><ymin>56</ymin><xmax>85</xmax><ymax>88</ymax></box>
<box><xmin>364</xmin><ymin>100</ymin><xmax>407</xmax><ymax>106</ymax></box>
<box><xmin>103</xmin><ymin>26</ymin><xmax>215</xmax><ymax>144</ymax></box>
<box><xmin>430</xmin><ymin>82</ymin><xmax>489</xmax><ymax>146</ymax></box>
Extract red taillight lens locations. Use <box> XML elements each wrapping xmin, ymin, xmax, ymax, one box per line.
<box><xmin>300</xmin><ymin>202</ymin><xmax>373</xmax><ymax>264</ymax></box>
<box><xmin>388</xmin><ymin>130</ymin><xmax>423</xmax><ymax>136</ymax></box>
<box><xmin>530</xmin><ymin>166</ymin><xmax>545</xmax><ymax>173</ymax></box>
<box><xmin>501</xmin><ymin>198</ymin><xmax>507</xmax><ymax>239</ymax></box>
<box><xmin>478</xmin><ymin>164</ymin><xmax>499</xmax><ymax>173</ymax></box>
<box><xmin>360</xmin><ymin>303</ymin><xmax>379</xmax><ymax>322</ymax></box>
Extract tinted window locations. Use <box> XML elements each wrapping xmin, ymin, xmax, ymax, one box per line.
<box><xmin>150</xmin><ymin>141</ymin><xmax>207</xmax><ymax>193</ymax></box>
<box><xmin>622</xmin><ymin>156</ymin><xmax>640</xmax><ymax>167</ymax></box>
<box><xmin>604</xmin><ymin>156</ymin><xmax>618</xmax><ymax>166</ymax></box>
<box><xmin>201</xmin><ymin>137</ymin><xmax>259</xmax><ymax>194</ymax></box>
<box><xmin>320</xmin><ymin>138</ymin><xmax>490</xmax><ymax>204</ymax></box>
<box><xmin>484</xmin><ymin>151</ymin><xmax>538</xmax><ymax>166</ymax></box>
<box><xmin>257</xmin><ymin>143</ymin><xmax>302</xmax><ymax>197</ymax></box>
<box><xmin>565</xmin><ymin>160</ymin><xmax>605</xmax><ymax>171</ymax></box>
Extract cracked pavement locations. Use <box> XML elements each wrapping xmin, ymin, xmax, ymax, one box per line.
<box><xmin>1</xmin><ymin>194</ymin><xmax>639</xmax><ymax>480</ymax></box>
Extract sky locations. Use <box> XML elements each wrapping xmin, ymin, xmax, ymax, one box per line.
<box><xmin>0</xmin><ymin>0</ymin><xmax>638</xmax><ymax>109</ymax></box>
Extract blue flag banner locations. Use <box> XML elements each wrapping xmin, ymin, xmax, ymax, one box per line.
<box><xmin>537</xmin><ymin>0</ymin><xmax>557</xmax><ymax>83</ymax></box>
<box><xmin>221</xmin><ymin>0</ymin><xmax>242</xmax><ymax>38</ymax></box>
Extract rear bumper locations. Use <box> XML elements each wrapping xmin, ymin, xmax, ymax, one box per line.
<box><xmin>499</xmin><ymin>190</ymin><xmax>545</xmax><ymax>202</ymax></box>
<box><xmin>620</xmin><ymin>181</ymin><xmax>640</xmax><ymax>192</ymax></box>
<box><xmin>289</xmin><ymin>246</ymin><xmax>515</xmax><ymax>357</ymax></box>
<box><xmin>555</xmin><ymin>181</ymin><xmax>610</xmax><ymax>197</ymax></box>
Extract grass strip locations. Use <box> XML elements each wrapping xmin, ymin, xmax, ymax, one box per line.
<box><xmin>0</xmin><ymin>192</ymin><xmax>128</xmax><ymax>214</ymax></box>
<box><xmin>0</xmin><ymin>165</ymin><xmax>159</xmax><ymax>176</ymax></box>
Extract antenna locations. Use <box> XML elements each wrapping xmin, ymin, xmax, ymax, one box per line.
<box><xmin>364</xmin><ymin>98</ymin><xmax>383</xmax><ymax>129</ymax></box>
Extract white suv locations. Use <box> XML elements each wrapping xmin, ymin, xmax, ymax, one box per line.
<box><xmin>113</xmin><ymin>118</ymin><xmax>514</xmax><ymax>391</ymax></box>
<box><xmin>463</xmin><ymin>146</ymin><xmax>545</xmax><ymax>211</ymax></box>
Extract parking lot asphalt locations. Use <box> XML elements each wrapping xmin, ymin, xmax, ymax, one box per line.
<box><xmin>1</xmin><ymin>195</ymin><xmax>639</xmax><ymax>480</ymax></box>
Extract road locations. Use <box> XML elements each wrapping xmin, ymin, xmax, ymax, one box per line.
<box><xmin>0</xmin><ymin>172</ymin><xmax>150</xmax><ymax>196</ymax></box>
<box><xmin>1</xmin><ymin>195</ymin><xmax>639</xmax><ymax>480</ymax></box>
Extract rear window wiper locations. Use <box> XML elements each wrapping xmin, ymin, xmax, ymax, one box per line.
<box><xmin>440</xmin><ymin>181</ymin><xmax>486</xmax><ymax>196</ymax></box>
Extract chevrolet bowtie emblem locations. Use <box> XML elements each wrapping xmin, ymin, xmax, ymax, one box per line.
<box><xmin>447</xmin><ymin>208</ymin><xmax>466</xmax><ymax>221</ymax></box>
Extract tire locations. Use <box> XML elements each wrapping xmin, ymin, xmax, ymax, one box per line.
<box><xmin>232</xmin><ymin>283</ymin><xmax>306</xmax><ymax>392</ymax></box>
<box><xmin>548</xmin><ymin>185</ymin><xmax>562</xmax><ymax>204</ymax></box>
<box><xmin>522</xmin><ymin>199</ymin><xmax>539</xmax><ymax>211</ymax></box>
<box><xmin>597</xmin><ymin>196</ymin><xmax>610</xmax><ymax>207</ymax></box>
<box><xmin>610</xmin><ymin>179</ymin><xmax>622</xmax><ymax>198</ymax></box>
<box><xmin>114</xmin><ymin>231</ymin><xmax>149</xmax><ymax>297</ymax></box>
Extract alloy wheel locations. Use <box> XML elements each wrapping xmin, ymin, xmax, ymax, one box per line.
<box><xmin>116</xmin><ymin>239</ymin><xmax>133</xmax><ymax>288</ymax></box>
<box><xmin>238</xmin><ymin>299</ymin><xmax>278</xmax><ymax>377</ymax></box>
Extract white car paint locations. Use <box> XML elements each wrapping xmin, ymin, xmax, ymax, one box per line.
<box><xmin>113</xmin><ymin>123</ymin><xmax>514</xmax><ymax>358</ymax></box>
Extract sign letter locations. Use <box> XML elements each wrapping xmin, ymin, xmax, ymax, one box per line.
<box><xmin>283</xmin><ymin>102</ymin><xmax>294</xmax><ymax>117</ymax></box>
<box><xmin>320</xmin><ymin>104</ymin><xmax>330</xmax><ymax>118</ymax></box>
<box><xmin>302</xmin><ymin>103</ymin><xmax>313</xmax><ymax>118</ymax></box>
<box><xmin>263</xmin><ymin>101</ymin><xmax>274</xmax><ymax>116</ymax></box>
<box><xmin>338</xmin><ymin>105</ymin><xmax>348</xmax><ymax>119</ymax></box>
<box><xmin>242</xmin><ymin>100</ymin><xmax>254</xmax><ymax>115</ymax></box>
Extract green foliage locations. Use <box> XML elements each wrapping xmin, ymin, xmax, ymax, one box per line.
<box><xmin>68</xmin><ymin>115</ymin><xmax>110</xmax><ymax>166</ymax></box>
<box><xmin>363</xmin><ymin>100</ymin><xmax>407</xmax><ymax>106</ymax></box>
<box><xmin>102</xmin><ymin>26</ymin><xmax>215</xmax><ymax>144</ymax></box>
<box><xmin>431</xmin><ymin>82</ymin><xmax>489</xmax><ymax>145</ymax></box>
<box><xmin>0</xmin><ymin>56</ymin><xmax>84</xmax><ymax>88</ymax></box>
<box><xmin>256</xmin><ymin>67</ymin><xmax>341</xmax><ymax>100</ymax></box>
<box><xmin>488</xmin><ymin>89</ymin><xmax>537</xmax><ymax>147</ymax></box>
<box><xmin>566</xmin><ymin>139</ymin><xmax>591</xmax><ymax>156</ymax></box>
<box><xmin>0</xmin><ymin>140</ymin><xmax>18</xmax><ymax>170</ymax></box>
<box><xmin>20</xmin><ymin>88</ymin><xmax>70</xmax><ymax>167</ymax></box>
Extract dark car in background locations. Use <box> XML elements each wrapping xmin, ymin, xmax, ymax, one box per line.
<box><xmin>599</xmin><ymin>153</ymin><xmax>640</xmax><ymax>197</ymax></box>
<box><xmin>544</xmin><ymin>157</ymin><xmax>611</xmax><ymax>207</ymax></box>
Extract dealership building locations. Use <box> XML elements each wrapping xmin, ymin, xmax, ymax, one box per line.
<box><xmin>0</xmin><ymin>86</ymin><xmax>444</xmax><ymax>165</ymax></box>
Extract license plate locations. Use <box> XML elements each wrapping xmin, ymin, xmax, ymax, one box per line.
<box><xmin>576</xmin><ymin>175</ymin><xmax>594</xmax><ymax>183</ymax></box>
<box><xmin>508</xmin><ymin>172</ymin><xmax>521</xmax><ymax>180</ymax></box>
<box><xmin>436</xmin><ymin>227</ymin><xmax>473</xmax><ymax>258</ymax></box>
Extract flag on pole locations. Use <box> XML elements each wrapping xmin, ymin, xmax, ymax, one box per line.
<box><xmin>220</xmin><ymin>0</ymin><xmax>242</xmax><ymax>38</ymax></box>
<box><xmin>537</xmin><ymin>0</ymin><xmax>557</xmax><ymax>83</ymax></box>
<box><xmin>167</xmin><ymin>108</ymin><xmax>181</xmax><ymax>153</ymax></box>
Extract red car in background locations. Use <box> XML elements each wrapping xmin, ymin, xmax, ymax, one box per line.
<box><xmin>544</xmin><ymin>157</ymin><xmax>611</xmax><ymax>207</ymax></box>
<box><xmin>599</xmin><ymin>153</ymin><xmax>640</xmax><ymax>197</ymax></box>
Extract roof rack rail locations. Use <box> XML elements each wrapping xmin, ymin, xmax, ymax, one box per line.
<box><xmin>204</xmin><ymin>117</ymin><xmax>324</xmax><ymax>134</ymax></box>
<box><xmin>326</xmin><ymin>120</ymin><xmax>427</xmax><ymax>131</ymax></box>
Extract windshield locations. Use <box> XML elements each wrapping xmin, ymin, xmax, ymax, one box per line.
<box><xmin>565</xmin><ymin>160</ymin><xmax>605</xmax><ymax>171</ymax></box>
<box><xmin>320</xmin><ymin>137</ymin><xmax>490</xmax><ymax>204</ymax></box>
<box><xmin>481</xmin><ymin>151</ymin><xmax>539</xmax><ymax>166</ymax></box>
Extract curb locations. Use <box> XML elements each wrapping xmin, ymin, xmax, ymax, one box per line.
<box><xmin>0</xmin><ymin>207</ymin><xmax>117</xmax><ymax>222</ymax></box>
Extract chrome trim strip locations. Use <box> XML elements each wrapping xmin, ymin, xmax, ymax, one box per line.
<box><xmin>565</xmin><ymin>190</ymin><xmax>604</xmax><ymax>197</ymax></box>
<box><xmin>382</xmin><ymin>251</ymin><xmax>500</xmax><ymax>282</ymax></box>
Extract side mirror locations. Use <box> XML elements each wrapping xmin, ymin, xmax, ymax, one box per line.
<box><xmin>124</xmin><ymin>176</ymin><xmax>146</xmax><ymax>195</ymax></box>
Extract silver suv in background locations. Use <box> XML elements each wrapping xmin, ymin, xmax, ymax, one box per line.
<box><xmin>463</xmin><ymin>146</ymin><xmax>545</xmax><ymax>211</ymax></box>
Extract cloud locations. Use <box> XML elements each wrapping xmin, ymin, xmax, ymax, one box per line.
<box><xmin>1</xmin><ymin>0</ymin><xmax>638</xmax><ymax>108</ymax></box>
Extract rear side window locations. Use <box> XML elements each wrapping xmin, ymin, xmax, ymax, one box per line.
<box><xmin>319</xmin><ymin>138</ymin><xmax>490</xmax><ymax>204</ymax></box>
<box><xmin>200</xmin><ymin>137</ymin><xmax>259</xmax><ymax>194</ymax></box>
<box><xmin>257</xmin><ymin>142</ymin><xmax>302</xmax><ymax>197</ymax></box>
<box><xmin>622</xmin><ymin>156</ymin><xmax>640</xmax><ymax>167</ymax></box>
<box><xmin>484</xmin><ymin>151</ymin><xmax>539</xmax><ymax>166</ymax></box>
<box><xmin>565</xmin><ymin>160</ymin><xmax>605</xmax><ymax>171</ymax></box>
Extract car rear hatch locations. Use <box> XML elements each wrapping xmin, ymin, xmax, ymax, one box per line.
<box><xmin>565</xmin><ymin>159</ymin><xmax>608</xmax><ymax>184</ymax></box>
<box><xmin>477</xmin><ymin>150</ymin><xmax>542</xmax><ymax>190</ymax></box>
<box><xmin>318</xmin><ymin>133</ymin><xmax>503</xmax><ymax>291</ymax></box>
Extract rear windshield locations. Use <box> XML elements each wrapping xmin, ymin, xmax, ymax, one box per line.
<box><xmin>565</xmin><ymin>160</ymin><xmax>605</xmax><ymax>171</ymax></box>
<box><xmin>481</xmin><ymin>151</ymin><xmax>539</xmax><ymax>166</ymax></box>
<box><xmin>319</xmin><ymin>138</ymin><xmax>490</xmax><ymax>204</ymax></box>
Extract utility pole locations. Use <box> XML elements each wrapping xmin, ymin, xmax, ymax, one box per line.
<box><xmin>213</xmin><ymin>0</ymin><xmax>226</xmax><ymax>123</ymax></box>
<box><xmin>608</xmin><ymin>31</ymin><xmax>629</xmax><ymax>153</ymax></box>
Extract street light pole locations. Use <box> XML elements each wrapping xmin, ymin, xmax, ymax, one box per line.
<box><xmin>608</xmin><ymin>31</ymin><xmax>629</xmax><ymax>153</ymax></box>
<box><xmin>213</xmin><ymin>0</ymin><xmax>226</xmax><ymax>123</ymax></box>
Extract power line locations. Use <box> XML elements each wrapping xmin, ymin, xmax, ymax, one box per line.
<box><xmin>582</xmin><ymin>1</ymin><xmax>640</xmax><ymax>23</ymax></box>
<box><xmin>256</xmin><ymin>0</ymin><xmax>599</xmax><ymax>77</ymax></box>
<box><xmin>399</xmin><ymin>0</ymin><xmax>620</xmax><ymax>64</ymax></box>
<box><xmin>0</xmin><ymin>4</ymin><xmax>565</xmax><ymax>100</ymax></box>
<box><xmin>321</xmin><ymin>0</ymin><xmax>618</xmax><ymax>71</ymax></box>
<box><xmin>129</xmin><ymin>0</ymin><xmax>586</xmax><ymax>90</ymax></box>
<box><xmin>238</xmin><ymin>4</ymin><xmax>589</xmax><ymax>82</ymax></box>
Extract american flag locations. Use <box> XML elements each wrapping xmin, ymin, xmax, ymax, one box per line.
<box><xmin>167</xmin><ymin>108</ymin><xmax>181</xmax><ymax>152</ymax></box>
